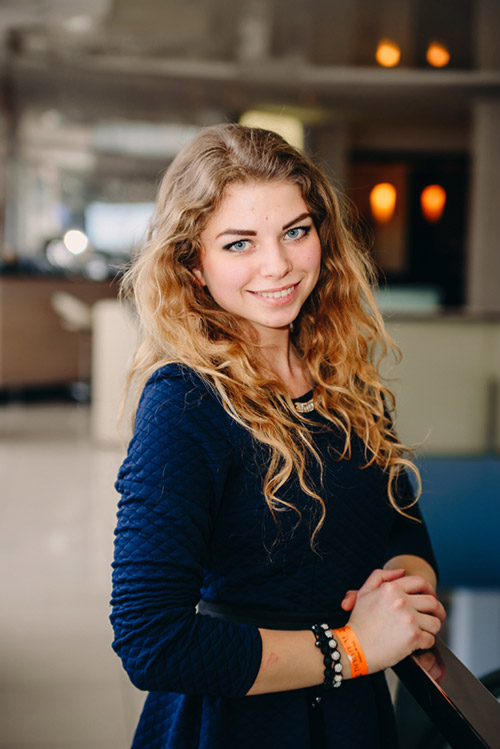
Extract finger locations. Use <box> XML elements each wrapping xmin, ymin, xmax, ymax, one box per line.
<box><xmin>415</xmin><ymin>650</ymin><xmax>436</xmax><ymax>672</ymax></box>
<box><xmin>424</xmin><ymin>599</ymin><xmax>446</xmax><ymax>623</ymax></box>
<box><xmin>416</xmin><ymin>612</ymin><xmax>443</xmax><ymax>637</ymax></box>
<box><xmin>427</xmin><ymin>661</ymin><xmax>445</xmax><ymax>683</ymax></box>
<box><xmin>412</xmin><ymin>629</ymin><xmax>436</xmax><ymax>651</ymax></box>
<box><xmin>391</xmin><ymin>575</ymin><xmax>439</xmax><ymax>597</ymax></box>
<box><xmin>402</xmin><ymin>594</ymin><xmax>447</xmax><ymax>622</ymax></box>
<box><xmin>415</xmin><ymin>651</ymin><xmax>443</xmax><ymax>681</ymax></box>
<box><xmin>359</xmin><ymin>567</ymin><xmax>405</xmax><ymax>593</ymax></box>
<box><xmin>341</xmin><ymin>590</ymin><xmax>358</xmax><ymax>611</ymax></box>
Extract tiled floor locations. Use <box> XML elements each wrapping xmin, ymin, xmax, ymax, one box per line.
<box><xmin>0</xmin><ymin>402</ymin><xmax>144</xmax><ymax>748</ymax></box>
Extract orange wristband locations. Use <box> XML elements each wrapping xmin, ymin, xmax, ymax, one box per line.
<box><xmin>333</xmin><ymin>626</ymin><xmax>369</xmax><ymax>678</ymax></box>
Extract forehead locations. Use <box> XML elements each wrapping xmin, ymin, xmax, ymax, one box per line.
<box><xmin>203</xmin><ymin>181</ymin><xmax>308</xmax><ymax>231</ymax></box>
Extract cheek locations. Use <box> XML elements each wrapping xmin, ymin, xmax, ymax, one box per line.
<box><xmin>306</xmin><ymin>244</ymin><xmax>322</xmax><ymax>272</ymax></box>
<box><xmin>306</xmin><ymin>250</ymin><xmax>320</xmax><ymax>266</ymax></box>
<box><xmin>203</xmin><ymin>260</ymin><xmax>249</xmax><ymax>297</ymax></box>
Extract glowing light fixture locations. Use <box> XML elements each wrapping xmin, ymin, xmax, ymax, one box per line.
<box><xmin>421</xmin><ymin>185</ymin><xmax>446</xmax><ymax>222</ymax></box>
<box><xmin>239</xmin><ymin>110</ymin><xmax>304</xmax><ymax>151</ymax></box>
<box><xmin>63</xmin><ymin>229</ymin><xmax>88</xmax><ymax>255</ymax></box>
<box><xmin>63</xmin><ymin>15</ymin><xmax>94</xmax><ymax>33</ymax></box>
<box><xmin>370</xmin><ymin>183</ymin><xmax>397</xmax><ymax>223</ymax></box>
<box><xmin>426</xmin><ymin>42</ymin><xmax>450</xmax><ymax>68</ymax></box>
<box><xmin>375</xmin><ymin>39</ymin><xmax>401</xmax><ymax>68</ymax></box>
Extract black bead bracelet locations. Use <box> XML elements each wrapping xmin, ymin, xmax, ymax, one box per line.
<box><xmin>311</xmin><ymin>623</ymin><xmax>343</xmax><ymax>689</ymax></box>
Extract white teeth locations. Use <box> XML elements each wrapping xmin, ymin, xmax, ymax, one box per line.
<box><xmin>257</xmin><ymin>285</ymin><xmax>295</xmax><ymax>299</ymax></box>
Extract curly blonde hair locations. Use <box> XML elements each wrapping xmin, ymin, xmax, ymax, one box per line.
<box><xmin>122</xmin><ymin>123</ymin><xmax>419</xmax><ymax>547</ymax></box>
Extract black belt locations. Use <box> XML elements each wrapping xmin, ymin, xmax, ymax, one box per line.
<box><xmin>197</xmin><ymin>599</ymin><xmax>348</xmax><ymax>630</ymax></box>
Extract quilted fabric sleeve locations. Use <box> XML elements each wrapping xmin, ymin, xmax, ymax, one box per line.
<box><xmin>110</xmin><ymin>364</ymin><xmax>262</xmax><ymax>697</ymax></box>
<box><xmin>383</xmin><ymin>469</ymin><xmax>439</xmax><ymax>577</ymax></box>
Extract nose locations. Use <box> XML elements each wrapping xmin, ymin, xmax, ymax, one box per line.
<box><xmin>259</xmin><ymin>240</ymin><xmax>293</xmax><ymax>279</ymax></box>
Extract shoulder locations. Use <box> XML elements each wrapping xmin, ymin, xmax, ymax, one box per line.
<box><xmin>118</xmin><ymin>363</ymin><xmax>236</xmax><ymax>492</ymax></box>
<box><xmin>135</xmin><ymin>362</ymin><xmax>231</xmax><ymax>442</ymax></box>
<box><xmin>116</xmin><ymin>368</ymin><xmax>238</xmax><ymax>514</ymax></box>
<box><xmin>139</xmin><ymin>362</ymin><xmax>218</xmax><ymax>414</ymax></box>
<box><xmin>145</xmin><ymin>362</ymin><xmax>211</xmax><ymax>399</ymax></box>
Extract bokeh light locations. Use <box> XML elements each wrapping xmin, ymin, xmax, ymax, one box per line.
<box><xmin>370</xmin><ymin>183</ymin><xmax>397</xmax><ymax>223</ymax></box>
<box><xmin>426</xmin><ymin>42</ymin><xmax>451</xmax><ymax>68</ymax></box>
<box><xmin>421</xmin><ymin>185</ymin><xmax>447</xmax><ymax>222</ymax></box>
<box><xmin>63</xmin><ymin>229</ymin><xmax>88</xmax><ymax>255</ymax></box>
<box><xmin>375</xmin><ymin>39</ymin><xmax>401</xmax><ymax>68</ymax></box>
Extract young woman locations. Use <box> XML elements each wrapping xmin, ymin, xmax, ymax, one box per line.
<box><xmin>110</xmin><ymin>123</ymin><xmax>445</xmax><ymax>748</ymax></box>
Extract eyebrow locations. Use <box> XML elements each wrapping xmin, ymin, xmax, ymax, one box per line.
<box><xmin>215</xmin><ymin>212</ymin><xmax>312</xmax><ymax>239</ymax></box>
<box><xmin>282</xmin><ymin>212</ymin><xmax>312</xmax><ymax>230</ymax></box>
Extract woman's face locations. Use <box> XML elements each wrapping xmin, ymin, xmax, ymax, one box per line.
<box><xmin>195</xmin><ymin>181</ymin><xmax>321</xmax><ymax>342</ymax></box>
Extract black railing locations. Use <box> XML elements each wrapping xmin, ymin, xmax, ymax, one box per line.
<box><xmin>393</xmin><ymin>638</ymin><xmax>500</xmax><ymax>748</ymax></box>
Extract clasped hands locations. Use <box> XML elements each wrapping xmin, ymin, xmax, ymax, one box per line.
<box><xmin>340</xmin><ymin>568</ymin><xmax>447</xmax><ymax>675</ymax></box>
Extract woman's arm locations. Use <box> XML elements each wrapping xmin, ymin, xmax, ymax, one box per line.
<box><xmin>248</xmin><ymin>566</ymin><xmax>446</xmax><ymax>695</ymax></box>
<box><xmin>384</xmin><ymin>553</ymin><xmax>437</xmax><ymax>590</ymax></box>
<box><xmin>111</xmin><ymin>367</ymin><xmax>262</xmax><ymax>698</ymax></box>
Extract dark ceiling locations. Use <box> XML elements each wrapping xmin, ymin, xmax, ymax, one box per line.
<box><xmin>1</xmin><ymin>0</ymin><xmax>499</xmax><ymax>124</ymax></box>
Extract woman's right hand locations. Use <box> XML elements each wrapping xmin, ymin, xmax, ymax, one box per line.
<box><xmin>345</xmin><ymin>568</ymin><xmax>446</xmax><ymax>674</ymax></box>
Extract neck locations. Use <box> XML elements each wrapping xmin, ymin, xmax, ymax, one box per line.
<box><xmin>251</xmin><ymin>326</ymin><xmax>312</xmax><ymax>398</ymax></box>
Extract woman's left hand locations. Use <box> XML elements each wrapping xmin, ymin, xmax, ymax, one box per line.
<box><xmin>342</xmin><ymin>555</ymin><xmax>444</xmax><ymax>614</ymax></box>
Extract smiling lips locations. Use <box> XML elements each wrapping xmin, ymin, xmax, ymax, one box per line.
<box><xmin>251</xmin><ymin>283</ymin><xmax>299</xmax><ymax>300</ymax></box>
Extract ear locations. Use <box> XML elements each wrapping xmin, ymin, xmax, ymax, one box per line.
<box><xmin>192</xmin><ymin>267</ymin><xmax>207</xmax><ymax>286</ymax></box>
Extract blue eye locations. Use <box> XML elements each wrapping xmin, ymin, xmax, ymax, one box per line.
<box><xmin>224</xmin><ymin>239</ymin><xmax>250</xmax><ymax>252</ymax></box>
<box><xmin>285</xmin><ymin>226</ymin><xmax>311</xmax><ymax>240</ymax></box>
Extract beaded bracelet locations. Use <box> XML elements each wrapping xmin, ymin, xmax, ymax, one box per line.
<box><xmin>311</xmin><ymin>623</ymin><xmax>343</xmax><ymax>689</ymax></box>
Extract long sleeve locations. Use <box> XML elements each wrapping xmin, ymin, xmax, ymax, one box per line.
<box><xmin>110</xmin><ymin>364</ymin><xmax>262</xmax><ymax>697</ymax></box>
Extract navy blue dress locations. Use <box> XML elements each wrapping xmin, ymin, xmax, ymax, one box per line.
<box><xmin>111</xmin><ymin>363</ymin><xmax>437</xmax><ymax>748</ymax></box>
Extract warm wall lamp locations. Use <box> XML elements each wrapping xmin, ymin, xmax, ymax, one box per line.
<box><xmin>426</xmin><ymin>42</ymin><xmax>451</xmax><ymax>68</ymax></box>
<box><xmin>370</xmin><ymin>183</ymin><xmax>397</xmax><ymax>223</ymax></box>
<box><xmin>421</xmin><ymin>185</ymin><xmax>446</xmax><ymax>222</ymax></box>
<box><xmin>375</xmin><ymin>39</ymin><xmax>401</xmax><ymax>67</ymax></box>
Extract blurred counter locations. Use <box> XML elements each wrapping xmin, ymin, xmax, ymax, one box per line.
<box><xmin>91</xmin><ymin>300</ymin><xmax>500</xmax><ymax>455</ymax></box>
<box><xmin>0</xmin><ymin>275</ymin><xmax>117</xmax><ymax>388</ymax></box>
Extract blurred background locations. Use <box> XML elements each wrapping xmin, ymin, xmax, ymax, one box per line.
<box><xmin>0</xmin><ymin>1</ymin><xmax>499</xmax><ymax>747</ymax></box>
